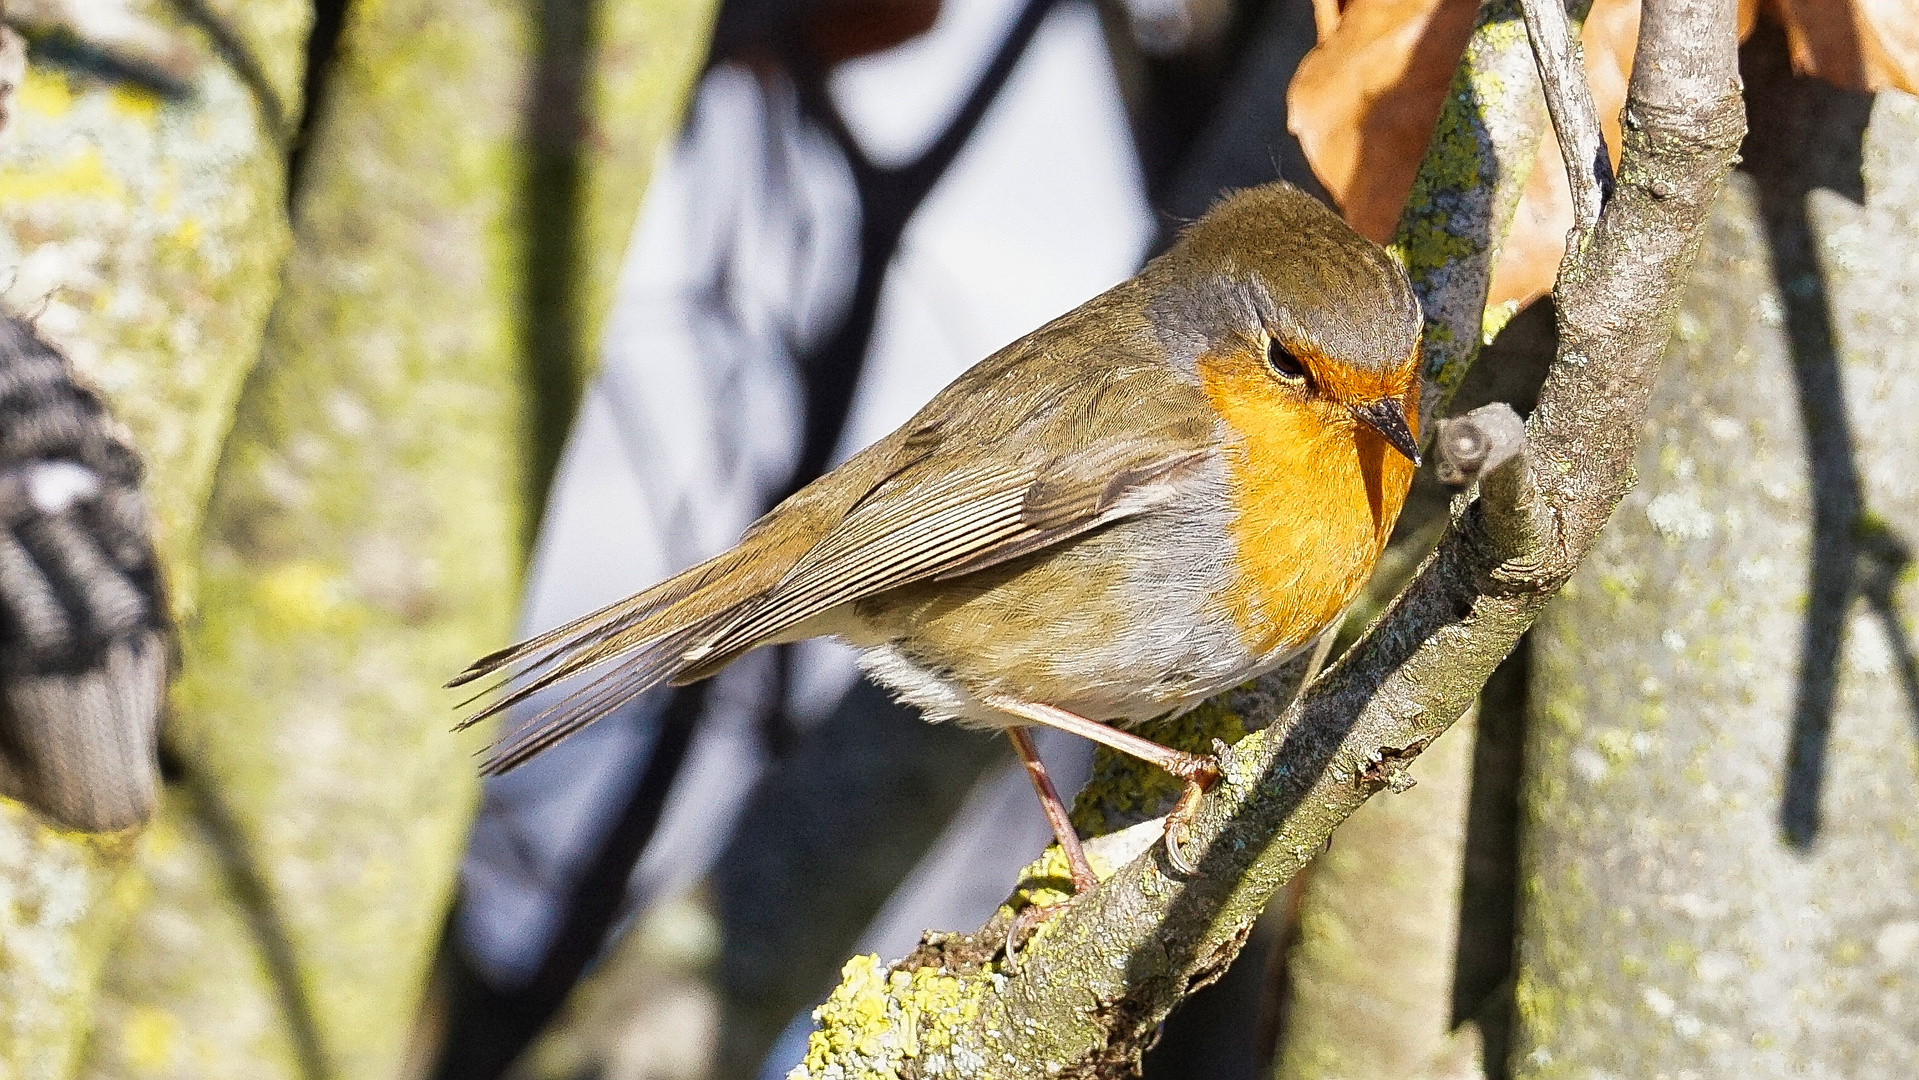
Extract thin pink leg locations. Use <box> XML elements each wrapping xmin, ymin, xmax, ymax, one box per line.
<box><xmin>1007</xmin><ymin>726</ymin><xmax>1098</xmax><ymax>894</ymax></box>
<box><xmin>988</xmin><ymin>696</ymin><xmax>1219</xmax><ymax>875</ymax></box>
<box><xmin>986</xmin><ymin>697</ymin><xmax>1219</xmax><ymax>785</ymax></box>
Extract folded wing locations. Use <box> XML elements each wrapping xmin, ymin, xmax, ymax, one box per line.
<box><xmin>458</xmin><ymin>331</ymin><xmax>1217</xmax><ymax>774</ymax></box>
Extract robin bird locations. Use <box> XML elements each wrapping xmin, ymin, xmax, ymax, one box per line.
<box><xmin>453</xmin><ymin>180</ymin><xmax>1422</xmax><ymax>894</ymax></box>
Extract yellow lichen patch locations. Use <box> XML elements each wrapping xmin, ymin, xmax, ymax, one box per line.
<box><xmin>171</xmin><ymin>217</ymin><xmax>203</xmax><ymax>251</ymax></box>
<box><xmin>997</xmin><ymin>844</ymin><xmax>1091</xmax><ymax>919</ymax></box>
<box><xmin>1070</xmin><ymin>699</ymin><xmax>1252</xmax><ymax>836</ymax></box>
<box><xmin>108</xmin><ymin>84</ymin><xmax>165</xmax><ymax>123</ymax></box>
<box><xmin>256</xmin><ymin>561</ymin><xmax>347</xmax><ymax>628</ymax></box>
<box><xmin>794</xmin><ymin>955</ymin><xmax>989</xmax><ymax>1079</ymax></box>
<box><xmin>1481</xmin><ymin>297</ymin><xmax>1521</xmax><ymax>344</ymax></box>
<box><xmin>122</xmin><ymin>1004</ymin><xmax>178</xmax><ymax>1070</ymax></box>
<box><xmin>0</xmin><ymin>146</ymin><xmax>126</xmax><ymax>204</ymax></box>
<box><xmin>17</xmin><ymin>67</ymin><xmax>74</xmax><ymax>117</ymax></box>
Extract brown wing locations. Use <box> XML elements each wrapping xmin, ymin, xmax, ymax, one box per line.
<box><xmin>670</xmin><ymin>386</ymin><xmax>1216</xmax><ymax>681</ymax></box>
<box><xmin>461</xmin><ymin>298</ymin><xmax>1218</xmax><ymax>773</ymax></box>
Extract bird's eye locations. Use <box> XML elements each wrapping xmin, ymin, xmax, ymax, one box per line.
<box><xmin>1265</xmin><ymin>336</ymin><xmax>1309</xmax><ymax>383</ymax></box>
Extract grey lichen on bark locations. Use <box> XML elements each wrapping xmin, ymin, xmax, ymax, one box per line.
<box><xmin>1512</xmin><ymin>84</ymin><xmax>1919</xmax><ymax>1080</ymax></box>
<box><xmin>77</xmin><ymin>789</ymin><xmax>312</xmax><ymax>1079</ymax></box>
<box><xmin>0</xmin><ymin>1</ymin><xmax>308</xmax><ymax>1072</ymax></box>
<box><xmin>790</xmin><ymin>0</ymin><xmax>1746</xmax><ymax>1074</ymax></box>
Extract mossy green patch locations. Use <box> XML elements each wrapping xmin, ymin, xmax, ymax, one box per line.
<box><xmin>1068</xmin><ymin>698</ymin><xmax>1251</xmax><ymax>837</ymax></box>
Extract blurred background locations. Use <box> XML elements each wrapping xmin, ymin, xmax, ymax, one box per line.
<box><xmin>0</xmin><ymin>0</ymin><xmax>1913</xmax><ymax>1079</ymax></box>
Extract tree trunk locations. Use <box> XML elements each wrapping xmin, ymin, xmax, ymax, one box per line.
<box><xmin>82</xmin><ymin>1</ymin><xmax>537</xmax><ymax>1075</ymax></box>
<box><xmin>0</xmin><ymin>3</ymin><xmax>308</xmax><ymax>1072</ymax></box>
<box><xmin>1511</xmin><ymin>63</ymin><xmax>1919</xmax><ymax>1078</ymax></box>
<box><xmin>1273</xmin><ymin>710</ymin><xmax>1481</xmax><ymax>1080</ymax></box>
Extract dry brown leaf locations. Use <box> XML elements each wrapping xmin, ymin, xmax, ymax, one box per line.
<box><xmin>1291</xmin><ymin>0</ymin><xmax>1915</xmax><ymax>318</ymax></box>
<box><xmin>1288</xmin><ymin>0</ymin><xmax>1483</xmax><ymax>244</ymax></box>
<box><xmin>1287</xmin><ymin>0</ymin><xmax>1636</xmax><ymax>308</ymax></box>
<box><xmin>1486</xmin><ymin>0</ymin><xmax>1637</xmax><ymax>312</ymax></box>
<box><xmin>1746</xmin><ymin>0</ymin><xmax>1918</xmax><ymax>93</ymax></box>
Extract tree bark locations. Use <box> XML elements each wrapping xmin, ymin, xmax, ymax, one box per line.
<box><xmin>82</xmin><ymin>1</ymin><xmax>536</xmax><ymax>1076</ymax></box>
<box><xmin>1511</xmin><ymin>67</ymin><xmax>1919</xmax><ymax>1079</ymax></box>
<box><xmin>0</xmin><ymin>3</ymin><xmax>307</xmax><ymax>1072</ymax></box>
<box><xmin>1272</xmin><ymin>709</ymin><xmax>1481</xmax><ymax>1080</ymax></box>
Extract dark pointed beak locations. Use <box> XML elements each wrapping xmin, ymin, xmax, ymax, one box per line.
<box><xmin>1351</xmin><ymin>398</ymin><xmax>1421</xmax><ymax>466</ymax></box>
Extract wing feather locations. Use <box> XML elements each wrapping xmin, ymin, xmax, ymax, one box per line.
<box><xmin>672</xmin><ymin>434</ymin><xmax>1211</xmax><ymax>680</ymax></box>
<box><xmin>457</xmin><ymin>311</ymin><xmax>1220</xmax><ymax>772</ymax></box>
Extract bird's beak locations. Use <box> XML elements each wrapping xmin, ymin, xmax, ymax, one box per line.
<box><xmin>1351</xmin><ymin>398</ymin><xmax>1421</xmax><ymax>466</ymax></box>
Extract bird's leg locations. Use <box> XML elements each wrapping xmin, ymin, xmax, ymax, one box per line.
<box><xmin>1006</xmin><ymin>726</ymin><xmax>1098</xmax><ymax>894</ymax></box>
<box><xmin>999</xmin><ymin>726</ymin><xmax>1101</xmax><ymax>969</ymax></box>
<box><xmin>988</xmin><ymin>696</ymin><xmax>1219</xmax><ymax>875</ymax></box>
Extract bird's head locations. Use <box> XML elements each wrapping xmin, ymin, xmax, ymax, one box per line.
<box><xmin>1142</xmin><ymin>182</ymin><xmax>1425</xmax><ymax>465</ymax></box>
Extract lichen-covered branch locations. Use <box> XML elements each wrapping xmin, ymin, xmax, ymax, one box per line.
<box><xmin>791</xmin><ymin>0</ymin><xmax>1744</xmax><ymax>1072</ymax></box>
<box><xmin>1390</xmin><ymin>0</ymin><xmax>1583</xmax><ymax>431</ymax></box>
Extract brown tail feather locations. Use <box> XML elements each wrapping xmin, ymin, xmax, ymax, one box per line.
<box><xmin>447</xmin><ymin>598</ymin><xmax>638</xmax><ymax>687</ymax></box>
<box><xmin>477</xmin><ymin>615</ymin><xmax>732</xmax><ymax>774</ymax></box>
<box><xmin>667</xmin><ymin>632</ymin><xmax>761</xmax><ymax>687</ymax></box>
<box><xmin>451</xmin><ymin>602</ymin><xmax>668</xmax><ymax>719</ymax></box>
<box><xmin>452</xmin><ymin>605</ymin><xmax>681</xmax><ymax>729</ymax></box>
<box><xmin>449</xmin><ymin>546</ymin><xmax>753</xmax><ymax>690</ymax></box>
<box><xmin>453</xmin><ymin>545</ymin><xmax>786</xmax><ymax>770</ymax></box>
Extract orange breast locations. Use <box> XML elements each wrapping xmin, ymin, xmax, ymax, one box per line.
<box><xmin>1196</xmin><ymin>352</ymin><xmax>1418</xmax><ymax>656</ymax></box>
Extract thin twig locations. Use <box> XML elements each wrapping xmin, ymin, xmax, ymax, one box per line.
<box><xmin>1519</xmin><ymin>0</ymin><xmax>1614</xmax><ymax>232</ymax></box>
<box><xmin>1436</xmin><ymin>404</ymin><xmax>1547</xmax><ymax>557</ymax></box>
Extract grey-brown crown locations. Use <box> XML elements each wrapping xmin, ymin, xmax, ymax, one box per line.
<box><xmin>1143</xmin><ymin>182</ymin><xmax>1423</xmax><ymax>376</ymax></box>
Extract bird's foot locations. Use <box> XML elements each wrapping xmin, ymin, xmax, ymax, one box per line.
<box><xmin>1162</xmin><ymin>743</ymin><xmax>1224</xmax><ymax>875</ymax></box>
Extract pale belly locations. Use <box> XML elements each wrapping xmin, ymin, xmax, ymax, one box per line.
<box><xmin>835</xmin><ymin>500</ymin><xmax>1298</xmax><ymax>730</ymax></box>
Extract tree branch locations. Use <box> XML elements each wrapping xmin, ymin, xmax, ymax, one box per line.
<box><xmin>1519</xmin><ymin>0</ymin><xmax>1613</xmax><ymax>231</ymax></box>
<box><xmin>790</xmin><ymin>0</ymin><xmax>1744</xmax><ymax>1074</ymax></box>
<box><xmin>1390</xmin><ymin>0</ymin><xmax>1574</xmax><ymax>434</ymax></box>
<box><xmin>1438</xmin><ymin>403</ymin><xmax>1548</xmax><ymax>557</ymax></box>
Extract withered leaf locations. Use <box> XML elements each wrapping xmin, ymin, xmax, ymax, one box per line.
<box><xmin>1290</xmin><ymin>0</ymin><xmax>1914</xmax><ymax>315</ymax></box>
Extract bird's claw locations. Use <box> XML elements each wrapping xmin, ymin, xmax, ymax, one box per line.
<box><xmin>1161</xmin><ymin>750</ymin><xmax>1222</xmax><ymax>876</ymax></box>
<box><xmin>1164</xmin><ymin>815</ymin><xmax>1201</xmax><ymax>875</ymax></box>
<box><xmin>1002</xmin><ymin>898</ymin><xmax>1070</xmax><ymax>974</ymax></box>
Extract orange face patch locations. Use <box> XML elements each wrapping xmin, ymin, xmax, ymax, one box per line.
<box><xmin>1195</xmin><ymin>346</ymin><xmax>1419</xmax><ymax>656</ymax></box>
<box><xmin>1295</xmin><ymin>339</ymin><xmax>1421</xmax><ymax>408</ymax></box>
